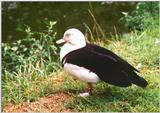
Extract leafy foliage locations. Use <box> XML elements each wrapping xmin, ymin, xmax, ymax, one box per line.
<box><xmin>2</xmin><ymin>21</ymin><xmax>61</xmax><ymax>107</ymax></box>
<box><xmin>2</xmin><ymin>21</ymin><xmax>60</xmax><ymax>74</ymax></box>
<box><xmin>121</xmin><ymin>2</ymin><xmax>159</xmax><ymax>30</ymax></box>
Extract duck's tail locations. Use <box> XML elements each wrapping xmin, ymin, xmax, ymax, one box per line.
<box><xmin>131</xmin><ymin>73</ymin><xmax>148</xmax><ymax>88</ymax></box>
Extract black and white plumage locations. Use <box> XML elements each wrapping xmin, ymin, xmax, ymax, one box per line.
<box><xmin>56</xmin><ymin>28</ymin><xmax>148</xmax><ymax>97</ymax></box>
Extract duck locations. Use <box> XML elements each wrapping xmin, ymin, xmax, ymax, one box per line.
<box><xmin>56</xmin><ymin>28</ymin><xmax>148</xmax><ymax>97</ymax></box>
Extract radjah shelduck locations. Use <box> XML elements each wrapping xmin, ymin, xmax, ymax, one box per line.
<box><xmin>56</xmin><ymin>28</ymin><xmax>148</xmax><ymax>97</ymax></box>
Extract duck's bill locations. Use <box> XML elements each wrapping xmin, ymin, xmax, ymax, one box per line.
<box><xmin>56</xmin><ymin>39</ymin><xmax>66</xmax><ymax>44</ymax></box>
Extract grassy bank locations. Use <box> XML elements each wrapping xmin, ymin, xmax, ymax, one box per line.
<box><xmin>2</xmin><ymin>21</ymin><xmax>160</xmax><ymax>112</ymax></box>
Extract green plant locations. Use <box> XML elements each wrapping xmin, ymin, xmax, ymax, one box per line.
<box><xmin>121</xmin><ymin>2</ymin><xmax>159</xmax><ymax>30</ymax></box>
<box><xmin>2</xmin><ymin>21</ymin><xmax>62</xmax><ymax>107</ymax></box>
<box><xmin>2</xmin><ymin>21</ymin><xmax>60</xmax><ymax>74</ymax></box>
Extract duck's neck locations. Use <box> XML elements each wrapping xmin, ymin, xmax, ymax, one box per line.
<box><xmin>60</xmin><ymin>43</ymin><xmax>86</xmax><ymax>61</ymax></box>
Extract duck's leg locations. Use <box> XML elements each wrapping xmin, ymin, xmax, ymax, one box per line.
<box><xmin>79</xmin><ymin>83</ymin><xmax>92</xmax><ymax>97</ymax></box>
<box><xmin>86</xmin><ymin>83</ymin><xmax>93</xmax><ymax>95</ymax></box>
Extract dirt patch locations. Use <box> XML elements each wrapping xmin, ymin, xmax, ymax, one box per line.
<box><xmin>3</xmin><ymin>92</ymin><xmax>73</xmax><ymax>112</ymax></box>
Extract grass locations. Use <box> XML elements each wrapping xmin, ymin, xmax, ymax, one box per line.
<box><xmin>2</xmin><ymin>20</ymin><xmax>160</xmax><ymax>112</ymax></box>
<box><xmin>61</xmin><ymin>70</ymin><xmax>159</xmax><ymax>112</ymax></box>
<box><xmin>4</xmin><ymin>70</ymin><xmax>159</xmax><ymax>112</ymax></box>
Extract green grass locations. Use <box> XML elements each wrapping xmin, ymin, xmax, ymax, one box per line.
<box><xmin>61</xmin><ymin>71</ymin><xmax>159</xmax><ymax>112</ymax></box>
<box><xmin>2</xmin><ymin>21</ymin><xmax>160</xmax><ymax>112</ymax></box>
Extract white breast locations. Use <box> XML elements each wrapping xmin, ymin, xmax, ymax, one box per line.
<box><xmin>64</xmin><ymin>63</ymin><xmax>100</xmax><ymax>83</ymax></box>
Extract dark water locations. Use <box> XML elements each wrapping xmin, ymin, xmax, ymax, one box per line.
<box><xmin>2</xmin><ymin>2</ymin><xmax>136</xmax><ymax>43</ymax></box>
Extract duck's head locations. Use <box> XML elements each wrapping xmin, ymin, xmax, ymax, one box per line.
<box><xmin>56</xmin><ymin>28</ymin><xmax>87</xmax><ymax>61</ymax></box>
<box><xmin>56</xmin><ymin>28</ymin><xmax>86</xmax><ymax>47</ymax></box>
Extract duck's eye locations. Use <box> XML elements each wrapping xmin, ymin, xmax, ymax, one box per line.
<box><xmin>65</xmin><ymin>33</ymin><xmax>71</xmax><ymax>37</ymax></box>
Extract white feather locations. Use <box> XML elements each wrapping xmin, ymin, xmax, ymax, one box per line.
<box><xmin>64</xmin><ymin>63</ymin><xmax>100</xmax><ymax>83</ymax></box>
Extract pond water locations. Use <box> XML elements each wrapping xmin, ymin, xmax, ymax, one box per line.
<box><xmin>2</xmin><ymin>2</ymin><xmax>136</xmax><ymax>43</ymax></box>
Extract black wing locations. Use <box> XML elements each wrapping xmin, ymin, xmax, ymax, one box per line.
<box><xmin>87</xmin><ymin>43</ymin><xmax>139</xmax><ymax>72</ymax></box>
<box><xmin>63</xmin><ymin>44</ymin><xmax>148</xmax><ymax>87</ymax></box>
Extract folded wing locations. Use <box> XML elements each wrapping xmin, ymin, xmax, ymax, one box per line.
<box><xmin>63</xmin><ymin>44</ymin><xmax>148</xmax><ymax>87</ymax></box>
